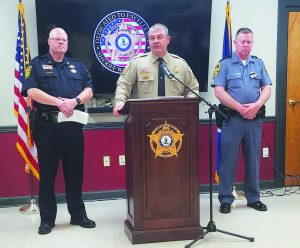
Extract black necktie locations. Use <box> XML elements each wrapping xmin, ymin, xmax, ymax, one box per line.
<box><xmin>157</xmin><ymin>58</ymin><xmax>165</xmax><ymax>96</ymax></box>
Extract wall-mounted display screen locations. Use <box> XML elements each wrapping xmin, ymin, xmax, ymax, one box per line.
<box><xmin>36</xmin><ymin>0</ymin><xmax>212</xmax><ymax>95</ymax></box>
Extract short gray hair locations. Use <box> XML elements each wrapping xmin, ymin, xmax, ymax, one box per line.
<box><xmin>49</xmin><ymin>27</ymin><xmax>68</xmax><ymax>39</ymax></box>
<box><xmin>149</xmin><ymin>23</ymin><xmax>169</xmax><ymax>36</ymax></box>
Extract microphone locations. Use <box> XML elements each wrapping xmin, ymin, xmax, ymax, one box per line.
<box><xmin>159</xmin><ymin>62</ymin><xmax>174</xmax><ymax>79</ymax></box>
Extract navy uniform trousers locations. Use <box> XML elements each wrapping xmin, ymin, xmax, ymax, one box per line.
<box><xmin>34</xmin><ymin>119</ymin><xmax>87</xmax><ymax>225</ymax></box>
<box><xmin>218</xmin><ymin>116</ymin><xmax>263</xmax><ymax>204</ymax></box>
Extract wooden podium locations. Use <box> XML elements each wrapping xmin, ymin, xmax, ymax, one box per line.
<box><xmin>122</xmin><ymin>96</ymin><xmax>203</xmax><ymax>244</ymax></box>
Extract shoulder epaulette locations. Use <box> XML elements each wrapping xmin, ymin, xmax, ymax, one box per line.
<box><xmin>169</xmin><ymin>53</ymin><xmax>188</xmax><ymax>64</ymax></box>
<box><xmin>251</xmin><ymin>55</ymin><xmax>263</xmax><ymax>63</ymax></box>
<box><xmin>135</xmin><ymin>52</ymin><xmax>149</xmax><ymax>59</ymax></box>
<box><xmin>38</xmin><ymin>54</ymin><xmax>47</xmax><ymax>58</ymax></box>
<box><xmin>32</xmin><ymin>54</ymin><xmax>47</xmax><ymax>63</ymax></box>
<box><xmin>34</xmin><ymin>54</ymin><xmax>47</xmax><ymax>60</ymax></box>
<box><xmin>170</xmin><ymin>53</ymin><xmax>182</xmax><ymax>59</ymax></box>
<box><xmin>129</xmin><ymin>52</ymin><xmax>149</xmax><ymax>62</ymax></box>
<box><xmin>66</xmin><ymin>56</ymin><xmax>79</xmax><ymax>62</ymax></box>
<box><xmin>220</xmin><ymin>55</ymin><xmax>232</xmax><ymax>62</ymax></box>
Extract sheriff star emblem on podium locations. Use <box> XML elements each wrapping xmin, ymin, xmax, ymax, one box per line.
<box><xmin>148</xmin><ymin>121</ymin><xmax>184</xmax><ymax>158</ymax></box>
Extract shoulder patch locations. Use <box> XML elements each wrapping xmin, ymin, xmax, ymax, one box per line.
<box><xmin>251</xmin><ymin>55</ymin><xmax>258</xmax><ymax>59</ymax></box>
<box><xmin>213</xmin><ymin>62</ymin><xmax>221</xmax><ymax>78</ymax></box>
<box><xmin>121</xmin><ymin>63</ymin><xmax>131</xmax><ymax>75</ymax></box>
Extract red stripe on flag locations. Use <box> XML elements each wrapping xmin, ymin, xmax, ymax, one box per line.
<box><xmin>15</xmin><ymin>68</ymin><xmax>20</xmax><ymax>78</ymax></box>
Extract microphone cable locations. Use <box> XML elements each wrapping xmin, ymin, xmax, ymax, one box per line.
<box><xmin>259</xmin><ymin>131</ymin><xmax>300</xmax><ymax>197</ymax></box>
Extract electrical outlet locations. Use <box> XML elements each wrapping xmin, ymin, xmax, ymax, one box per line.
<box><xmin>103</xmin><ymin>156</ymin><xmax>110</xmax><ymax>167</ymax></box>
<box><xmin>119</xmin><ymin>155</ymin><xmax>126</xmax><ymax>166</ymax></box>
<box><xmin>262</xmin><ymin>148</ymin><xmax>269</xmax><ymax>158</ymax></box>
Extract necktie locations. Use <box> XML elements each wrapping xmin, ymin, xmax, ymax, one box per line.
<box><xmin>157</xmin><ymin>58</ymin><xmax>165</xmax><ymax>96</ymax></box>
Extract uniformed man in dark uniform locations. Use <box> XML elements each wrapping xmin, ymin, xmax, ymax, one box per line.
<box><xmin>21</xmin><ymin>27</ymin><xmax>95</xmax><ymax>234</ymax></box>
<box><xmin>211</xmin><ymin>28</ymin><xmax>272</xmax><ymax>214</ymax></box>
<box><xmin>113</xmin><ymin>23</ymin><xmax>199</xmax><ymax>116</ymax></box>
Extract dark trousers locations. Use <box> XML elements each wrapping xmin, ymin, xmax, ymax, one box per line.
<box><xmin>218</xmin><ymin>116</ymin><xmax>263</xmax><ymax>204</ymax></box>
<box><xmin>34</xmin><ymin>120</ymin><xmax>86</xmax><ymax>224</ymax></box>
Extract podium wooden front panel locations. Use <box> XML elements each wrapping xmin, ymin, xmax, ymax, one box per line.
<box><xmin>123</xmin><ymin>97</ymin><xmax>203</xmax><ymax>244</ymax></box>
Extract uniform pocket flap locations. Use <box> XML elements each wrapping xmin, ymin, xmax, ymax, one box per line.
<box><xmin>68</xmin><ymin>73</ymin><xmax>82</xmax><ymax>80</ymax></box>
<box><xmin>227</xmin><ymin>73</ymin><xmax>241</xmax><ymax>80</ymax></box>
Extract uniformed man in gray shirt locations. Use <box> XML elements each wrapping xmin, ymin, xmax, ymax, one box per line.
<box><xmin>113</xmin><ymin>23</ymin><xmax>199</xmax><ymax>116</ymax></box>
<box><xmin>211</xmin><ymin>28</ymin><xmax>271</xmax><ymax>214</ymax></box>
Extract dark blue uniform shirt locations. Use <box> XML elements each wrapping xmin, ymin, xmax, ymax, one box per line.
<box><xmin>21</xmin><ymin>53</ymin><xmax>93</xmax><ymax>110</ymax></box>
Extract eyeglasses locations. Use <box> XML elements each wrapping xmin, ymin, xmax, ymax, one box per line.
<box><xmin>50</xmin><ymin>38</ymin><xmax>68</xmax><ymax>43</ymax></box>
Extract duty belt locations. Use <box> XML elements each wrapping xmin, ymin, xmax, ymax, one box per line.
<box><xmin>219</xmin><ymin>104</ymin><xmax>266</xmax><ymax>120</ymax></box>
<box><xmin>38</xmin><ymin>107</ymin><xmax>85</xmax><ymax>124</ymax></box>
<box><xmin>39</xmin><ymin>110</ymin><xmax>59</xmax><ymax>123</ymax></box>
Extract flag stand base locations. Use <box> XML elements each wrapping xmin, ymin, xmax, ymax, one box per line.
<box><xmin>232</xmin><ymin>185</ymin><xmax>246</xmax><ymax>200</ymax></box>
<box><xmin>19</xmin><ymin>198</ymin><xmax>39</xmax><ymax>214</ymax></box>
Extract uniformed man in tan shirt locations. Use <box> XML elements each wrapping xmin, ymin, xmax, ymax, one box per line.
<box><xmin>113</xmin><ymin>23</ymin><xmax>199</xmax><ymax>116</ymax></box>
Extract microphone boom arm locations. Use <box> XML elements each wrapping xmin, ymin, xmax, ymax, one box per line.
<box><xmin>170</xmin><ymin>73</ymin><xmax>228</xmax><ymax>120</ymax></box>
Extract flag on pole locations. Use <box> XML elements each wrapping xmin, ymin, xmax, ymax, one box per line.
<box><xmin>215</xmin><ymin>0</ymin><xmax>232</xmax><ymax>184</ymax></box>
<box><xmin>222</xmin><ymin>0</ymin><xmax>232</xmax><ymax>59</ymax></box>
<box><xmin>13</xmin><ymin>0</ymin><xmax>39</xmax><ymax>180</ymax></box>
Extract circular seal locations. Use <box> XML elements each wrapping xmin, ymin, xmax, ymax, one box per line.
<box><xmin>115</xmin><ymin>33</ymin><xmax>132</xmax><ymax>51</ymax></box>
<box><xmin>93</xmin><ymin>10</ymin><xmax>149</xmax><ymax>74</ymax></box>
<box><xmin>160</xmin><ymin>135</ymin><xmax>173</xmax><ymax>148</ymax></box>
<box><xmin>148</xmin><ymin>122</ymin><xmax>184</xmax><ymax>158</ymax></box>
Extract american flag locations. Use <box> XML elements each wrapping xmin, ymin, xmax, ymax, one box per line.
<box><xmin>13</xmin><ymin>1</ymin><xmax>39</xmax><ymax>180</ymax></box>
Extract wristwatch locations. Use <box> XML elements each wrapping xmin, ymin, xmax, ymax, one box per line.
<box><xmin>75</xmin><ymin>97</ymin><xmax>81</xmax><ymax>105</ymax></box>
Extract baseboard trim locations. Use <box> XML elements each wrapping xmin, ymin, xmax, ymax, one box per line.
<box><xmin>0</xmin><ymin>180</ymin><xmax>276</xmax><ymax>207</ymax></box>
<box><xmin>0</xmin><ymin>190</ymin><xmax>127</xmax><ymax>208</ymax></box>
<box><xmin>199</xmin><ymin>180</ymin><xmax>276</xmax><ymax>193</ymax></box>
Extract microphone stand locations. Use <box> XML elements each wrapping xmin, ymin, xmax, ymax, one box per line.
<box><xmin>167</xmin><ymin>73</ymin><xmax>254</xmax><ymax>247</ymax></box>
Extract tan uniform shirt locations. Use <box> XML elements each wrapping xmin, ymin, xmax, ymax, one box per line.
<box><xmin>114</xmin><ymin>52</ymin><xmax>199</xmax><ymax>104</ymax></box>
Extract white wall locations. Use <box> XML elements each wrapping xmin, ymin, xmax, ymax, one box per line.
<box><xmin>0</xmin><ymin>0</ymin><xmax>278</xmax><ymax>126</ymax></box>
<box><xmin>0</xmin><ymin>0</ymin><xmax>38</xmax><ymax>126</ymax></box>
<box><xmin>200</xmin><ymin>0</ymin><xmax>278</xmax><ymax>118</ymax></box>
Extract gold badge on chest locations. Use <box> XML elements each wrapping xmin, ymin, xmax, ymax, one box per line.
<box><xmin>173</xmin><ymin>66</ymin><xmax>180</xmax><ymax>74</ymax></box>
<box><xmin>140</xmin><ymin>67</ymin><xmax>151</xmax><ymax>79</ymax></box>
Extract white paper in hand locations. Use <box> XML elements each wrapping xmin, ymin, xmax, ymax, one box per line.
<box><xmin>57</xmin><ymin>110</ymin><xmax>89</xmax><ymax>125</ymax></box>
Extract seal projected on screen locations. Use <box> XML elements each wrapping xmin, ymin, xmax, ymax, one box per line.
<box><xmin>93</xmin><ymin>10</ymin><xmax>149</xmax><ymax>74</ymax></box>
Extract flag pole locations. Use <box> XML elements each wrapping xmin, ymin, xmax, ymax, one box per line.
<box><xmin>19</xmin><ymin>169</ymin><xmax>39</xmax><ymax>214</ymax></box>
<box><xmin>225</xmin><ymin>0</ymin><xmax>245</xmax><ymax>201</ymax></box>
<box><xmin>15</xmin><ymin>0</ymin><xmax>40</xmax><ymax>214</ymax></box>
